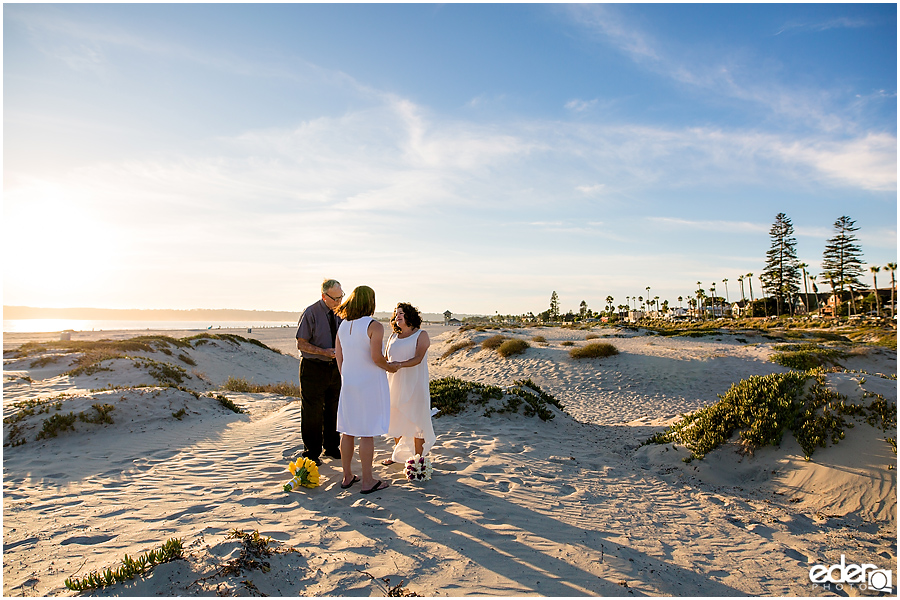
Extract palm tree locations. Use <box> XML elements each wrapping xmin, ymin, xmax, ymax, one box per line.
<box><xmin>710</xmin><ymin>283</ymin><xmax>717</xmax><ymax>317</ymax></box>
<box><xmin>738</xmin><ymin>275</ymin><xmax>745</xmax><ymax>302</ymax></box>
<box><xmin>798</xmin><ymin>262</ymin><xmax>810</xmax><ymax>315</ymax></box>
<box><xmin>696</xmin><ymin>282</ymin><xmax>703</xmax><ymax>319</ymax></box>
<box><xmin>678</xmin><ymin>295</ymin><xmax>683</xmax><ymax>309</ymax></box>
<box><xmin>829</xmin><ymin>276</ymin><xmax>839</xmax><ymax>318</ymax></box>
<box><xmin>870</xmin><ymin>265</ymin><xmax>881</xmax><ymax>317</ymax></box>
<box><xmin>746</xmin><ymin>273</ymin><xmax>754</xmax><ymax>303</ymax></box>
<box><xmin>722</xmin><ymin>278</ymin><xmax>730</xmax><ymax>306</ymax></box>
<box><xmin>606</xmin><ymin>296</ymin><xmax>614</xmax><ymax>314</ymax></box>
<box><xmin>654</xmin><ymin>296</ymin><xmax>660</xmax><ymax>315</ymax></box>
<box><xmin>809</xmin><ymin>274</ymin><xmax>820</xmax><ymax>313</ymax></box>
<box><xmin>696</xmin><ymin>284</ymin><xmax>705</xmax><ymax>320</ymax></box>
<box><xmin>626</xmin><ymin>296</ymin><xmax>630</xmax><ymax>312</ymax></box>
<box><xmin>887</xmin><ymin>262</ymin><xmax>897</xmax><ymax>319</ymax></box>
<box><xmin>759</xmin><ymin>273</ymin><xmax>771</xmax><ymax>317</ymax></box>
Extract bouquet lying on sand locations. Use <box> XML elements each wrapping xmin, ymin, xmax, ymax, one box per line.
<box><xmin>405</xmin><ymin>455</ymin><xmax>433</xmax><ymax>481</ymax></box>
<box><xmin>283</xmin><ymin>457</ymin><xmax>320</xmax><ymax>491</ymax></box>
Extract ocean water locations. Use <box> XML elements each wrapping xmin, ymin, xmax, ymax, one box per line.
<box><xmin>2</xmin><ymin>319</ymin><xmax>295</xmax><ymax>334</ymax></box>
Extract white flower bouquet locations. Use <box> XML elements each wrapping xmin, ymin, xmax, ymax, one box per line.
<box><xmin>404</xmin><ymin>454</ymin><xmax>433</xmax><ymax>481</ymax></box>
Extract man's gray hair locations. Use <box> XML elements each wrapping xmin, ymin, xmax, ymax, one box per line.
<box><xmin>322</xmin><ymin>279</ymin><xmax>341</xmax><ymax>294</ymax></box>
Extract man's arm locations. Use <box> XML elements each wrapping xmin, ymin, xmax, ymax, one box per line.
<box><xmin>297</xmin><ymin>336</ymin><xmax>336</xmax><ymax>359</ymax></box>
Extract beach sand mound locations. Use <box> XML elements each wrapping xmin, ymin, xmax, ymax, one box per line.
<box><xmin>3</xmin><ymin>327</ymin><xmax>896</xmax><ymax>597</ymax></box>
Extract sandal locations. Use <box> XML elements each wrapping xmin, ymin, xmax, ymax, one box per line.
<box><xmin>340</xmin><ymin>475</ymin><xmax>360</xmax><ymax>489</ymax></box>
<box><xmin>360</xmin><ymin>480</ymin><xmax>390</xmax><ymax>494</ymax></box>
<box><xmin>381</xmin><ymin>459</ymin><xmax>395</xmax><ymax>466</ymax></box>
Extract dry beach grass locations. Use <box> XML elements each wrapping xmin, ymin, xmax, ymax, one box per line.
<box><xmin>2</xmin><ymin>323</ymin><xmax>896</xmax><ymax>596</ymax></box>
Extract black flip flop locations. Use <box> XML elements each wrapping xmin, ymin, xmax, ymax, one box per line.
<box><xmin>340</xmin><ymin>475</ymin><xmax>360</xmax><ymax>489</ymax></box>
<box><xmin>360</xmin><ymin>480</ymin><xmax>389</xmax><ymax>494</ymax></box>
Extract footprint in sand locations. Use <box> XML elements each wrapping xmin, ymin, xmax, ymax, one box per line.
<box><xmin>555</xmin><ymin>483</ymin><xmax>577</xmax><ymax>495</ymax></box>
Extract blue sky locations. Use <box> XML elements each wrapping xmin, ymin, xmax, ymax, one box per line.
<box><xmin>3</xmin><ymin>3</ymin><xmax>897</xmax><ymax>316</ymax></box>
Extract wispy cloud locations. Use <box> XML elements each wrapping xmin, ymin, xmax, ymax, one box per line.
<box><xmin>565</xmin><ymin>98</ymin><xmax>599</xmax><ymax>112</ymax></box>
<box><xmin>559</xmin><ymin>5</ymin><xmax>879</xmax><ymax>135</ymax></box>
<box><xmin>576</xmin><ymin>184</ymin><xmax>606</xmax><ymax>195</ymax></box>
<box><xmin>770</xmin><ymin>132</ymin><xmax>897</xmax><ymax>192</ymax></box>
<box><xmin>648</xmin><ymin>217</ymin><xmax>769</xmax><ymax>235</ymax></box>
<box><xmin>775</xmin><ymin>17</ymin><xmax>870</xmax><ymax>36</ymax></box>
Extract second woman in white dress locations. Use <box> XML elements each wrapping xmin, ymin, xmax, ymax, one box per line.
<box><xmin>384</xmin><ymin>303</ymin><xmax>436</xmax><ymax>464</ymax></box>
<box><xmin>335</xmin><ymin>285</ymin><xmax>396</xmax><ymax>494</ymax></box>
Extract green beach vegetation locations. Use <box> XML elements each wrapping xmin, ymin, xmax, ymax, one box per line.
<box><xmin>644</xmin><ymin>370</ymin><xmax>896</xmax><ymax>461</ymax></box>
<box><xmin>429</xmin><ymin>376</ymin><xmax>562</xmax><ymax>421</ymax></box>
<box><xmin>569</xmin><ymin>342</ymin><xmax>619</xmax><ymax>359</ymax></box>
<box><xmin>65</xmin><ymin>538</ymin><xmax>183</xmax><ymax>591</ymax></box>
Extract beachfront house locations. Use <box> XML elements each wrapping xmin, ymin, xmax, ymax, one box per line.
<box><xmin>791</xmin><ymin>293</ymin><xmax>830</xmax><ymax>315</ymax></box>
<box><xmin>819</xmin><ymin>289</ymin><xmax>894</xmax><ymax>317</ymax></box>
<box><xmin>730</xmin><ymin>300</ymin><xmax>751</xmax><ymax>318</ymax></box>
<box><xmin>701</xmin><ymin>304</ymin><xmax>731</xmax><ymax>318</ymax></box>
<box><xmin>666</xmin><ymin>307</ymin><xmax>689</xmax><ymax>320</ymax></box>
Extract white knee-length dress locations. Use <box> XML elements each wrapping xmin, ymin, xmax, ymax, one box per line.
<box><xmin>336</xmin><ymin>316</ymin><xmax>390</xmax><ymax>437</ymax></box>
<box><xmin>385</xmin><ymin>330</ymin><xmax>436</xmax><ymax>461</ymax></box>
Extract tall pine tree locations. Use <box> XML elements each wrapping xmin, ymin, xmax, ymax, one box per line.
<box><xmin>763</xmin><ymin>213</ymin><xmax>801</xmax><ymax>316</ymax></box>
<box><xmin>549</xmin><ymin>291</ymin><xmax>560</xmax><ymax>321</ymax></box>
<box><xmin>822</xmin><ymin>216</ymin><xmax>865</xmax><ymax>316</ymax></box>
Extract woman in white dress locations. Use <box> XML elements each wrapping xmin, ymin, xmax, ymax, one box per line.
<box><xmin>383</xmin><ymin>303</ymin><xmax>435</xmax><ymax>465</ymax></box>
<box><xmin>335</xmin><ymin>286</ymin><xmax>396</xmax><ymax>494</ymax></box>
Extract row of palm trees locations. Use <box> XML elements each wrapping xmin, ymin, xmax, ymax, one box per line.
<box><xmin>613</xmin><ymin>263</ymin><xmax>898</xmax><ymax>320</ymax></box>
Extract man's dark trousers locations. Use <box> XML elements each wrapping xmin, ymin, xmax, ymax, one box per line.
<box><xmin>299</xmin><ymin>358</ymin><xmax>341</xmax><ymax>460</ymax></box>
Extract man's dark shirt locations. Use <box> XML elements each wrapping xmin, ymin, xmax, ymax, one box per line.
<box><xmin>296</xmin><ymin>299</ymin><xmax>343</xmax><ymax>362</ymax></box>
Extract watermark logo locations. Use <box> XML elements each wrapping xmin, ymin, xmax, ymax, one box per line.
<box><xmin>809</xmin><ymin>555</ymin><xmax>893</xmax><ymax>593</ymax></box>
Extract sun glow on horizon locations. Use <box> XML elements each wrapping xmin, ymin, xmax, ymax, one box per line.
<box><xmin>4</xmin><ymin>180</ymin><xmax>124</xmax><ymax>306</ymax></box>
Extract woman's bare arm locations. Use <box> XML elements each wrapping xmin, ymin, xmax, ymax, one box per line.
<box><xmin>335</xmin><ymin>335</ymin><xmax>344</xmax><ymax>373</ymax></box>
<box><xmin>368</xmin><ymin>320</ymin><xmax>398</xmax><ymax>372</ymax></box>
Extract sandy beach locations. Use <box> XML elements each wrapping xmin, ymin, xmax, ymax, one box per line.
<box><xmin>2</xmin><ymin>323</ymin><xmax>896</xmax><ymax>596</ymax></box>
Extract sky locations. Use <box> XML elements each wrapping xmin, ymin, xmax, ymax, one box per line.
<box><xmin>3</xmin><ymin>3</ymin><xmax>897</xmax><ymax>316</ymax></box>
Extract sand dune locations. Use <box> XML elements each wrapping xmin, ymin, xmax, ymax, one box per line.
<box><xmin>2</xmin><ymin>325</ymin><xmax>896</xmax><ymax>596</ymax></box>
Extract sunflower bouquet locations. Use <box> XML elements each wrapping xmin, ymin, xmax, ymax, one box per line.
<box><xmin>282</xmin><ymin>456</ymin><xmax>320</xmax><ymax>491</ymax></box>
<box><xmin>404</xmin><ymin>455</ymin><xmax>433</xmax><ymax>481</ymax></box>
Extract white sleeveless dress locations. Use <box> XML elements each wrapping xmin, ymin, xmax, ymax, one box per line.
<box><xmin>385</xmin><ymin>330</ymin><xmax>436</xmax><ymax>461</ymax></box>
<box><xmin>336</xmin><ymin>316</ymin><xmax>390</xmax><ymax>437</ymax></box>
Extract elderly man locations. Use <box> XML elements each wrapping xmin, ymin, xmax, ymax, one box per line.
<box><xmin>296</xmin><ymin>279</ymin><xmax>344</xmax><ymax>465</ymax></box>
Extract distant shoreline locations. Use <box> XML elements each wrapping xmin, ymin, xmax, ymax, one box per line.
<box><xmin>3</xmin><ymin>306</ymin><xmax>300</xmax><ymax>322</ymax></box>
<box><xmin>3</xmin><ymin>306</ymin><xmax>475</xmax><ymax>323</ymax></box>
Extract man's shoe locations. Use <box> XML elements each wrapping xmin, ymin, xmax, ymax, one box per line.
<box><xmin>302</xmin><ymin>453</ymin><xmax>322</xmax><ymax>466</ymax></box>
<box><xmin>323</xmin><ymin>449</ymin><xmax>341</xmax><ymax>460</ymax></box>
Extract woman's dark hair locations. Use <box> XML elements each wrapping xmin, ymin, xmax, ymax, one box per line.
<box><xmin>336</xmin><ymin>286</ymin><xmax>376</xmax><ymax>321</ymax></box>
<box><xmin>391</xmin><ymin>302</ymin><xmax>422</xmax><ymax>333</ymax></box>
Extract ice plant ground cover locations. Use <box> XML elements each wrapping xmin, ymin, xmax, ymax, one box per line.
<box><xmin>643</xmin><ymin>368</ymin><xmax>897</xmax><ymax>460</ymax></box>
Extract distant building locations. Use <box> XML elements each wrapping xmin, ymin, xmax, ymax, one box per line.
<box><xmin>821</xmin><ymin>289</ymin><xmax>894</xmax><ymax>317</ymax></box>
<box><xmin>730</xmin><ymin>300</ymin><xmax>751</xmax><ymax>317</ymax></box>
<box><xmin>667</xmin><ymin>307</ymin><xmax>689</xmax><ymax>320</ymax></box>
